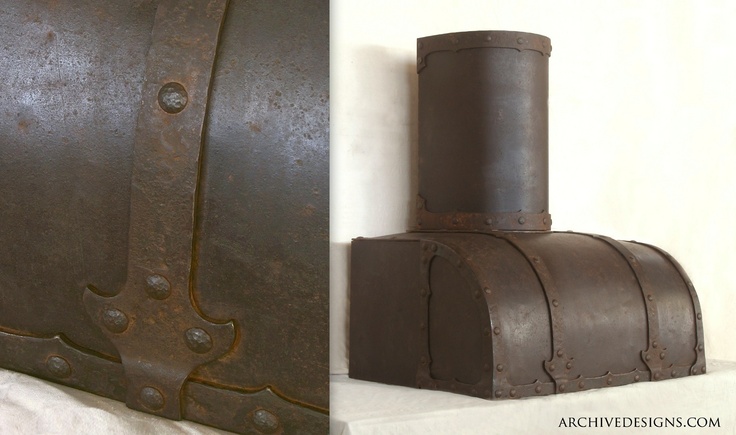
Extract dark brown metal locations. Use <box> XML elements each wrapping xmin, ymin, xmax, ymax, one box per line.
<box><xmin>418</xmin><ymin>31</ymin><xmax>551</xmax><ymax>231</ymax></box>
<box><xmin>349</xmin><ymin>30</ymin><xmax>705</xmax><ymax>401</ymax></box>
<box><xmin>0</xmin><ymin>0</ymin><xmax>328</xmax><ymax>432</ymax></box>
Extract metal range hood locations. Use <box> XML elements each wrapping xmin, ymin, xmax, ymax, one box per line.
<box><xmin>349</xmin><ymin>31</ymin><xmax>705</xmax><ymax>399</ymax></box>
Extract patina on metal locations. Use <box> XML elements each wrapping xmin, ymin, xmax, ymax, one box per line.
<box><xmin>349</xmin><ymin>30</ymin><xmax>705</xmax><ymax>400</ymax></box>
<box><xmin>0</xmin><ymin>0</ymin><xmax>328</xmax><ymax>433</ymax></box>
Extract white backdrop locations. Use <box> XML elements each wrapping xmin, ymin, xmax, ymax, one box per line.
<box><xmin>330</xmin><ymin>0</ymin><xmax>736</xmax><ymax>374</ymax></box>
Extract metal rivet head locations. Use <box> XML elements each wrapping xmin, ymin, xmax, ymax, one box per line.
<box><xmin>102</xmin><ymin>308</ymin><xmax>129</xmax><ymax>333</ymax></box>
<box><xmin>145</xmin><ymin>274</ymin><xmax>171</xmax><ymax>300</ymax></box>
<box><xmin>549</xmin><ymin>364</ymin><xmax>555</xmax><ymax>372</ymax></box>
<box><xmin>559</xmin><ymin>384</ymin><xmax>566</xmax><ymax>392</ymax></box>
<box><xmin>606</xmin><ymin>376</ymin><xmax>613</xmax><ymax>385</ymax></box>
<box><xmin>493</xmin><ymin>327</ymin><xmax>501</xmax><ymax>335</ymax></box>
<box><xmin>552</xmin><ymin>300</ymin><xmax>559</xmax><ymax>307</ymax></box>
<box><xmin>654</xmin><ymin>372</ymin><xmax>661</xmax><ymax>380</ymax></box>
<box><xmin>659</xmin><ymin>352</ymin><xmax>666</xmax><ymax>360</ymax></box>
<box><xmin>671</xmin><ymin>370</ymin><xmax>677</xmax><ymax>378</ymax></box>
<box><xmin>652</xmin><ymin>341</ymin><xmax>658</xmax><ymax>349</ymax></box>
<box><xmin>417</xmin><ymin>56</ymin><xmax>423</xmax><ymax>64</ymax></box>
<box><xmin>556</xmin><ymin>349</ymin><xmax>564</xmax><ymax>357</ymax></box>
<box><xmin>698</xmin><ymin>344</ymin><xmax>704</xmax><ymax>352</ymax></box>
<box><xmin>535</xmin><ymin>385</ymin><xmax>542</xmax><ymax>394</ymax></box>
<box><xmin>430</xmin><ymin>244</ymin><xmax>438</xmax><ymax>252</ymax></box>
<box><xmin>647</xmin><ymin>294</ymin><xmax>654</xmax><ymax>301</ymax></box>
<box><xmin>418</xmin><ymin>42</ymin><xmax>424</xmax><ymax>49</ymax></box>
<box><xmin>46</xmin><ymin>356</ymin><xmax>71</xmax><ymax>378</ymax></box>
<box><xmin>645</xmin><ymin>354</ymin><xmax>651</xmax><ymax>361</ymax></box>
<box><xmin>451</xmin><ymin>218</ymin><xmax>459</xmax><ymax>225</ymax></box>
<box><xmin>251</xmin><ymin>409</ymin><xmax>280</xmax><ymax>433</ymax></box>
<box><xmin>484</xmin><ymin>287</ymin><xmax>491</xmax><ymax>294</ymax></box>
<box><xmin>578</xmin><ymin>381</ymin><xmax>585</xmax><ymax>389</ymax></box>
<box><xmin>494</xmin><ymin>390</ymin><xmax>503</xmax><ymax>398</ymax></box>
<box><xmin>517</xmin><ymin>37</ymin><xmax>526</xmax><ymax>44</ymax></box>
<box><xmin>158</xmin><ymin>82</ymin><xmax>188</xmax><ymax>114</ymax></box>
<box><xmin>701</xmin><ymin>366</ymin><xmax>707</xmax><ymax>373</ymax></box>
<box><xmin>634</xmin><ymin>375</ymin><xmax>640</xmax><ymax>382</ymax></box>
<box><xmin>485</xmin><ymin>35</ymin><xmax>492</xmax><ymax>42</ymax></box>
<box><xmin>184</xmin><ymin>328</ymin><xmax>213</xmax><ymax>354</ymax></box>
<box><xmin>510</xmin><ymin>388</ymin><xmax>517</xmax><ymax>398</ymax></box>
<box><xmin>697</xmin><ymin>313</ymin><xmax>702</xmax><ymax>320</ymax></box>
<box><xmin>140</xmin><ymin>386</ymin><xmax>164</xmax><ymax>410</ymax></box>
<box><xmin>518</xmin><ymin>216</ymin><xmax>526</xmax><ymax>224</ymax></box>
<box><xmin>496</xmin><ymin>364</ymin><xmax>504</xmax><ymax>372</ymax></box>
<box><xmin>543</xmin><ymin>217</ymin><xmax>549</xmax><ymax>225</ymax></box>
<box><xmin>485</xmin><ymin>218</ymin><xmax>494</xmax><ymax>225</ymax></box>
<box><xmin>566</xmin><ymin>362</ymin><xmax>573</xmax><ymax>370</ymax></box>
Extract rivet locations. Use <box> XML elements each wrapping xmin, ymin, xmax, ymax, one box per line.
<box><xmin>518</xmin><ymin>216</ymin><xmax>526</xmax><ymax>225</ymax></box>
<box><xmin>493</xmin><ymin>327</ymin><xmax>501</xmax><ymax>335</ymax></box>
<box><xmin>647</xmin><ymin>294</ymin><xmax>654</xmax><ymax>301</ymax></box>
<box><xmin>659</xmin><ymin>352</ymin><xmax>665</xmax><ymax>360</ymax></box>
<box><xmin>496</xmin><ymin>364</ymin><xmax>504</xmax><ymax>372</ymax></box>
<box><xmin>698</xmin><ymin>344</ymin><xmax>704</xmax><ymax>352</ymax></box>
<box><xmin>517</xmin><ymin>37</ymin><xmax>526</xmax><ymax>44</ymax></box>
<box><xmin>566</xmin><ymin>362</ymin><xmax>573</xmax><ymax>370</ymax></box>
<box><xmin>652</xmin><ymin>341</ymin><xmax>658</xmax><ymax>349</ymax></box>
<box><xmin>654</xmin><ymin>372</ymin><xmax>661</xmax><ymax>380</ymax></box>
<box><xmin>251</xmin><ymin>409</ymin><xmax>280</xmax><ymax>433</ymax></box>
<box><xmin>46</xmin><ymin>356</ymin><xmax>71</xmax><ymax>378</ymax></box>
<box><xmin>451</xmin><ymin>218</ymin><xmax>459</xmax><ymax>225</ymax></box>
<box><xmin>692</xmin><ymin>368</ymin><xmax>697</xmax><ymax>375</ymax></box>
<box><xmin>535</xmin><ymin>385</ymin><xmax>542</xmax><ymax>394</ymax></box>
<box><xmin>145</xmin><ymin>274</ymin><xmax>171</xmax><ymax>300</ymax></box>
<box><xmin>484</xmin><ymin>287</ymin><xmax>491</xmax><ymax>294</ymax></box>
<box><xmin>510</xmin><ymin>388</ymin><xmax>517</xmax><ymax>398</ymax></box>
<box><xmin>549</xmin><ymin>364</ymin><xmax>555</xmax><ymax>372</ymax></box>
<box><xmin>645</xmin><ymin>354</ymin><xmax>651</xmax><ymax>361</ymax></box>
<box><xmin>559</xmin><ymin>384</ymin><xmax>566</xmax><ymax>392</ymax></box>
<box><xmin>697</xmin><ymin>313</ymin><xmax>702</xmax><ymax>320</ymax></box>
<box><xmin>543</xmin><ymin>217</ymin><xmax>549</xmax><ymax>225</ymax></box>
<box><xmin>634</xmin><ymin>375</ymin><xmax>640</xmax><ymax>382</ymax></box>
<box><xmin>556</xmin><ymin>349</ymin><xmax>564</xmax><ymax>357</ymax></box>
<box><xmin>606</xmin><ymin>376</ymin><xmax>613</xmax><ymax>385</ymax></box>
<box><xmin>552</xmin><ymin>300</ymin><xmax>559</xmax><ymax>307</ymax></box>
<box><xmin>418</xmin><ymin>42</ymin><xmax>424</xmax><ymax>49</ymax></box>
<box><xmin>701</xmin><ymin>367</ymin><xmax>707</xmax><ymax>374</ymax></box>
<box><xmin>140</xmin><ymin>386</ymin><xmax>164</xmax><ymax>411</ymax></box>
<box><xmin>102</xmin><ymin>308</ymin><xmax>129</xmax><ymax>333</ymax></box>
<box><xmin>485</xmin><ymin>35</ymin><xmax>492</xmax><ymax>42</ymax></box>
<box><xmin>184</xmin><ymin>328</ymin><xmax>213</xmax><ymax>354</ymax></box>
<box><xmin>417</xmin><ymin>57</ymin><xmax>423</xmax><ymax>64</ymax></box>
<box><xmin>430</xmin><ymin>244</ymin><xmax>438</xmax><ymax>252</ymax></box>
<box><xmin>578</xmin><ymin>381</ymin><xmax>585</xmax><ymax>389</ymax></box>
<box><xmin>485</xmin><ymin>218</ymin><xmax>494</xmax><ymax>225</ymax></box>
<box><xmin>157</xmin><ymin>82</ymin><xmax>188</xmax><ymax>114</ymax></box>
<box><xmin>494</xmin><ymin>390</ymin><xmax>503</xmax><ymax>398</ymax></box>
<box><xmin>671</xmin><ymin>370</ymin><xmax>677</xmax><ymax>378</ymax></box>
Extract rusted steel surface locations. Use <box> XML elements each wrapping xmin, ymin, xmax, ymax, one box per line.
<box><xmin>349</xmin><ymin>30</ymin><xmax>704</xmax><ymax>400</ymax></box>
<box><xmin>350</xmin><ymin>231</ymin><xmax>705</xmax><ymax>399</ymax></box>
<box><xmin>0</xmin><ymin>0</ymin><xmax>328</xmax><ymax>432</ymax></box>
<box><xmin>417</xmin><ymin>31</ymin><xmax>551</xmax><ymax>232</ymax></box>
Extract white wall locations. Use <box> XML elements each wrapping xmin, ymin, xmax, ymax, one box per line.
<box><xmin>331</xmin><ymin>0</ymin><xmax>736</xmax><ymax>374</ymax></box>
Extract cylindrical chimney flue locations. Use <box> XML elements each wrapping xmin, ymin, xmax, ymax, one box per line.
<box><xmin>416</xmin><ymin>31</ymin><xmax>552</xmax><ymax>231</ymax></box>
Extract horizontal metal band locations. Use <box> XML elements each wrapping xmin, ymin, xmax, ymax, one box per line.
<box><xmin>415</xmin><ymin>196</ymin><xmax>551</xmax><ymax>231</ymax></box>
<box><xmin>417</xmin><ymin>30</ymin><xmax>551</xmax><ymax>72</ymax></box>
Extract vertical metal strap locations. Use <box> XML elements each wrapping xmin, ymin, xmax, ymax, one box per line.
<box><xmin>589</xmin><ymin>235</ymin><xmax>670</xmax><ymax>381</ymax></box>
<box><xmin>495</xmin><ymin>233</ymin><xmax>574</xmax><ymax>393</ymax></box>
<box><xmin>83</xmin><ymin>0</ymin><xmax>235</xmax><ymax>419</ymax></box>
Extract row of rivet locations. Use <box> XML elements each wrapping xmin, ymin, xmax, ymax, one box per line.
<box><xmin>44</xmin><ymin>354</ymin><xmax>280</xmax><ymax>431</ymax></box>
